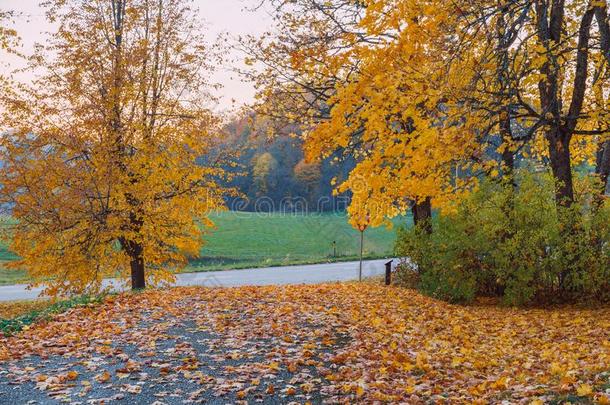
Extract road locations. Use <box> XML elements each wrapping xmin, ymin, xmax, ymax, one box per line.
<box><xmin>0</xmin><ymin>259</ymin><xmax>394</xmax><ymax>302</ymax></box>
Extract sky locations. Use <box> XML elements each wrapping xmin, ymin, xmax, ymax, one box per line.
<box><xmin>0</xmin><ymin>0</ymin><xmax>273</xmax><ymax>112</ymax></box>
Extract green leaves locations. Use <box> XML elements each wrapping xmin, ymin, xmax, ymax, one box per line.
<box><xmin>396</xmin><ymin>170</ymin><xmax>610</xmax><ymax>305</ymax></box>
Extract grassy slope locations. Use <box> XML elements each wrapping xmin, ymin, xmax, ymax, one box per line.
<box><xmin>0</xmin><ymin>212</ymin><xmax>409</xmax><ymax>285</ymax></box>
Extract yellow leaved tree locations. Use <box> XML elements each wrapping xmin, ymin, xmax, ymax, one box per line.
<box><xmin>247</xmin><ymin>0</ymin><xmax>485</xmax><ymax>229</ymax></box>
<box><xmin>0</xmin><ymin>9</ymin><xmax>17</xmax><ymax>52</ymax></box>
<box><xmin>0</xmin><ymin>0</ymin><xmax>229</xmax><ymax>296</ymax></box>
<box><xmin>249</xmin><ymin>0</ymin><xmax>610</xmax><ymax>228</ymax></box>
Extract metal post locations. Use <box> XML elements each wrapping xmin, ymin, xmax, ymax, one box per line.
<box><xmin>359</xmin><ymin>230</ymin><xmax>364</xmax><ymax>281</ymax></box>
<box><xmin>385</xmin><ymin>260</ymin><xmax>393</xmax><ymax>285</ymax></box>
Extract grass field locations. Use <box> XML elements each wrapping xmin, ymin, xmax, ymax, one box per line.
<box><xmin>0</xmin><ymin>211</ymin><xmax>409</xmax><ymax>285</ymax></box>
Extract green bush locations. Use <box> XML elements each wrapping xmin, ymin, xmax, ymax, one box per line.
<box><xmin>395</xmin><ymin>171</ymin><xmax>610</xmax><ymax>305</ymax></box>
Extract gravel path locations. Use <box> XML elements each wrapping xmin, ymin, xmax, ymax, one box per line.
<box><xmin>0</xmin><ymin>289</ymin><xmax>357</xmax><ymax>404</ymax></box>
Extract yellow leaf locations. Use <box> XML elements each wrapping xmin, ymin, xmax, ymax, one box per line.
<box><xmin>598</xmin><ymin>394</ymin><xmax>610</xmax><ymax>405</ymax></box>
<box><xmin>576</xmin><ymin>383</ymin><xmax>592</xmax><ymax>397</ymax></box>
<box><xmin>66</xmin><ymin>370</ymin><xmax>79</xmax><ymax>381</ymax></box>
<box><xmin>96</xmin><ymin>371</ymin><xmax>111</xmax><ymax>383</ymax></box>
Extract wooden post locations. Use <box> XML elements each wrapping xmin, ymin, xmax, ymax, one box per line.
<box><xmin>385</xmin><ymin>260</ymin><xmax>393</xmax><ymax>286</ymax></box>
<box><xmin>332</xmin><ymin>240</ymin><xmax>336</xmax><ymax>258</ymax></box>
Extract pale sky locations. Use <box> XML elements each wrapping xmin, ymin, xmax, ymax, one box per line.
<box><xmin>0</xmin><ymin>0</ymin><xmax>273</xmax><ymax>112</ymax></box>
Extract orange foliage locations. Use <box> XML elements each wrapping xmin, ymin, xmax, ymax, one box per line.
<box><xmin>1</xmin><ymin>284</ymin><xmax>608</xmax><ymax>402</ymax></box>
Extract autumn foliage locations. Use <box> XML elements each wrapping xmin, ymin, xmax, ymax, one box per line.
<box><xmin>0</xmin><ymin>0</ymin><xmax>228</xmax><ymax>295</ymax></box>
<box><xmin>1</xmin><ymin>284</ymin><xmax>609</xmax><ymax>403</ymax></box>
<box><xmin>252</xmin><ymin>0</ymin><xmax>610</xmax><ymax>214</ymax></box>
<box><xmin>248</xmin><ymin>0</ymin><xmax>610</xmax><ymax>303</ymax></box>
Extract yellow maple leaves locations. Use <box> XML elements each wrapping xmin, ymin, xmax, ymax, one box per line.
<box><xmin>0</xmin><ymin>0</ymin><xmax>230</xmax><ymax>295</ymax></box>
<box><xmin>288</xmin><ymin>0</ymin><xmax>487</xmax><ymax>227</ymax></box>
<box><xmin>576</xmin><ymin>383</ymin><xmax>593</xmax><ymax>396</ymax></box>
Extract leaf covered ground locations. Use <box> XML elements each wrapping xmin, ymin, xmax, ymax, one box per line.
<box><xmin>0</xmin><ymin>300</ymin><xmax>50</xmax><ymax>320</ymax></box>
<box><xmin>0</xmin><ymin>284</ymin><xmax>608</xmax><ymax>404</ymax></box>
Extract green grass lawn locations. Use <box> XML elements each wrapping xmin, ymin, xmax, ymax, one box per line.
<box><xmin>0</xmin><ymin>211</ymin><xmax>410</xmax><ymax>285</ymax></box>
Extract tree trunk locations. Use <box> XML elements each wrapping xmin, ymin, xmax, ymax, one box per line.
<box><xmin>593</xmin><ymin>3</ymin><xmax>610</xmax><ymax>200</ymax></box>
<box><xmin>121</xmin><ymin>239</ymin><xmax>146</xmax><ymax>290</ymax></box>
<box><xmin>547</xmin><ymin>132</ymin><xmax>574</xmax><ymax>207</ymax></box>
<box><xmin>499</xmin><ymin>111</ymin><xmax>517</xmax><ymax>210</ymax></box>
<box><xmin>119</xmin><ymin>232</ymin><xmax>146</xmax><ymax>290</ymax></box>
<box><xmin>411</xmin><ymin>197</ymin><xmax>432</xmax><ymax>234</ymax></box>
<box><xmin>495</xmin><ymin>2</ymin><xmax>516</xmax><ymax>188</ymax></box>
<box><xmin>595</xmin><ymin>139</ymin><xmax>610</xmax><ymax>203</ymax></box>
<box><xmin>130</xmin><ymin>242</ymin><xmax>145</xmax><ymax>290</ymax></box>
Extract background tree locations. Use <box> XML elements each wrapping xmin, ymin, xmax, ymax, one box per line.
<box><xmin>218</xmin><ymin>114</ymin><xmax>354</xmax><ymax>212</ymax></box>
<box><xmin>293</xmin><ymin>159</ymin><xmax>321</xmax><ymax>206</ymax></box>
<box><xmin>252</xmin><ymin>152</ymin><xmax>278</xmax><ymax>196</ymax></box>
<box><xmin>0</xmin><ymin>0</ymin><xmax>228</xmax><ymax>295</ymax></box>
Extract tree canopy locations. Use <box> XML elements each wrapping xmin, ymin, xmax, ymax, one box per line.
<box><xmin>0</xmin><ymin>0</ymin><xmax>228</xmax><ymax>295</ymax></box>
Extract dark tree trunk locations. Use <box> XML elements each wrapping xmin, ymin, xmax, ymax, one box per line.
<box><xmin>129</xmin><ymin>242</ymin><xmax>146</xmax><ymax>290</ymax></box>
<box><xmin>412</xmin><ymin>197</ymin><xmax>432</xmax><ymax>234</ymax></box>
<box><xmin>533</xmin><ymin>1</ymin><xmax>594</xmax><ymax>209</ymax></box>
<box><xmin>499</xmin><ymin>110</ymin><xmax>517</xmax><ymax>196</ymax></box>
<box><xmin>495</xmin><ymin>3</ymin><xmax>516</xmax><ymax>188</ymax></box>
<box><xmin>595</xmin><ymin>139</ymin><xmax>610</xmax><ymax>201</ymax></box>
<box><xmin>594</xmin><ymin>5</ymin><xmax>610</xmax><ymax>201</ymax></box>
<box><xmin>119</xmin><ymin>209</ymin><xmax>146</xmax><ymax>290</ymax></box>
<box><xmin>547</xmin><ymin>132</ymin><xmax>574</xmax><ymax>207</ymax></box>
<box><xmin>120</xmin><ymin>238</ymin><xmax>146</xmax><ymax>290</ymax></box>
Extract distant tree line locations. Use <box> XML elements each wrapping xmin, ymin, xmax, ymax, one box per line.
<box><xmin>217</xmin><ymin>115</ymin><xmax>355</xmax><ymax>213</ymax></box>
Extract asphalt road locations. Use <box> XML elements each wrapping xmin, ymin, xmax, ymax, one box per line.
<box><xmin>0</xmin><ymin>259</ymin><xmax>393</xmax><ymax>302</ymax></box>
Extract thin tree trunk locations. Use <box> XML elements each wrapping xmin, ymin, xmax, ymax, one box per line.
<box><xmin>595</xmin><ymin>140</ymin><xmax>610</xmax><ymax>199</ymax></box>
<box><xmin>593</xmin><ymin>4</ymin><xmax>610</xmax><ymax>201</ymax></box>
<box><xmin>496</xmin><ymin>2</ymin><xmax>516</xmax><ymax>188</ymax></box>
<box><xmin>411</xmin><ymin>197</ymin><xmax>432</xmax><ymax>234</ymax></box>
<box><xmin>547</xmin><ymin>132</ymin><xmax>574</xmax><ymax>207</ymax></box>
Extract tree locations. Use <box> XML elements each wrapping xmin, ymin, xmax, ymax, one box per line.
<box><xmin>0</xmin><ymin>9</ymin><xmax>17</xmax><ymax>52</ymax></box>
<box><xmin>293</xmin><ymin>159</ymin><xmax>321</xmax><ymax>205</ymax></box>
<box><xmin>252</xmin><ymin>0</ymin><xmax>610</xmax><ymax>223</ymax></box>
<box><xmin>0</xmin><ymin>8</ymin><xmax>18</xmax><ymax>76</ymax></box>
<box><xmin>0</xmin><ymin>0</ymin><xmax>228</xmax><ymax>295</ymax></box>
<box><xmin>463</xmin><ymin>0</ymin><xmax>608</xmax><ymax>208</ymax></box>
<box><xmin>251</xmin><ymin>0</ymin><xmax>489</xmax><ymax>229</ymax></box>
<box><xmin>252</xmin><ymin>152</ymin><xmax>278</xmax><ymax>196</ymax></box>
<box><xmin>245</xmin><ymin>0</ymin><xmax>460</xmax><ymax>228</ymax></box>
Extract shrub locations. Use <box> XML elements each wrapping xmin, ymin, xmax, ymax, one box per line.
<box><xmin>395</xmin><ymin>171</ymin><xmax>610</xmax><ymax>305</ymax></box>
